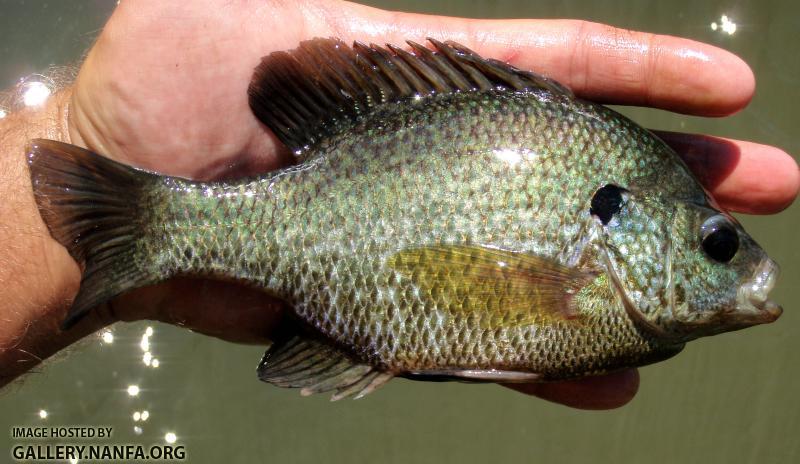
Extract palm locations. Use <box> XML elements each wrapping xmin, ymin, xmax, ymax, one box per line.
<box><xmin>74</xmin><ymin>0</ymin><xmax>797</xmax><ymax>213</ymax></box>
<box><xmin>69</xmin><ymin>1</ymin><xmax>313</xmax><ymax>178</ymax></box>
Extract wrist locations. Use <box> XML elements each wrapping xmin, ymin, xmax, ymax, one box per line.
<box><xmin>0</xmin><ymin>89</ymin><xmax>115</xmax><ymax>387</ymax></box>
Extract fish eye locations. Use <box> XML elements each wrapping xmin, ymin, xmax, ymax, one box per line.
<box><xmin>700</xmin><ymin>216</ymin><xmax>739</xmax><ymax>263</ymax></box>
<box><xmin>590</xmin><ymin>184</ymin><xmax>627</xmax><ymax>225</ymax></box>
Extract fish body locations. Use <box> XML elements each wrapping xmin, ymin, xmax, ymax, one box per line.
<box><xmin>28</xmin><ymin>39</ymin><xmax>781</xmax><ymax>399</ymax></box>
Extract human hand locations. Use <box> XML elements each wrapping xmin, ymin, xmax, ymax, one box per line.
<box><xmin>4</xmin><ymin>0</ymin><xmax>797</xmax><ymax>409</ymax></box>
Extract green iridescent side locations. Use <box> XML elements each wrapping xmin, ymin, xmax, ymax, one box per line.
<box><xmin>144</xmin><ymin>90</ymin><xmax>699</xmax><ymax>378</ymax></box>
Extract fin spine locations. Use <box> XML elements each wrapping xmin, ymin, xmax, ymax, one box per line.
<box><xmin>248</xmin><ymin>37</ymin><xmax>574</xmax><ymax>155</ymax></box>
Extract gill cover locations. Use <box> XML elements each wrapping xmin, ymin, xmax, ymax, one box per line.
<box><xmin>594</xmin><ymin>188</ymin><xmax>780</xmax><ymax>341</ymax></box>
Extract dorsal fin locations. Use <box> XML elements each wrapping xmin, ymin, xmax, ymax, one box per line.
<box><xmin>248</xmin><ymin>38</ymin><xmax>574</xmax><ymax>155</ymax></box>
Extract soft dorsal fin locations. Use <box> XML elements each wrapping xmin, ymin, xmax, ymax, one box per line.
<box><xmin>248</xmin><ymin>38</ymin><xmax>574</xmax><ymax>155</ymax></box>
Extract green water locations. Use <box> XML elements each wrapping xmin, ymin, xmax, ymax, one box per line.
<box><xmin>1</xmin><ymin>1</ymin><xmax>798</xmax><ymax>463</ymax></box>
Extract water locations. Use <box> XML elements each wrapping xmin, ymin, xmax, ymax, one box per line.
<box><xmin>1</xmin><ymin>1</ymin><xmax>798</xmax><ymax>462</ymax></box>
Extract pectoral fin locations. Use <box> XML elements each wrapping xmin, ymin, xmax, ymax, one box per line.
<box><xmin>388</xmin><ymin>245</ymin><xmax>595</xmax><ymax>327</ymax></box>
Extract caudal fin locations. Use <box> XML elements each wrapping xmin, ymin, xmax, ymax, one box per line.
<box><xmin>27</xmin><ymin>139</ymin><xmax>163</xmax><ymax>330</ymax></box>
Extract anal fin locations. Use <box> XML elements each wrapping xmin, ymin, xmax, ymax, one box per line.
<box><xmin>258</xmin><ymin>335</ymin><xmax>392</xmax><ymax>400</ymax></box>
<box><xmin>404</xmin><ymin>369</ymin><xmax>541</xmax><ymax>383</ymax></box>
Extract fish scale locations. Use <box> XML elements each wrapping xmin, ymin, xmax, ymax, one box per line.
<box><xmin>140</xmin><ymin>90</ymin><xmax>681</xmax><ymax>377</ymax></box>
<box><xmin>27</xmin><ymin>38</ymin><xmax>781</xmax><ymax>399</ymax></box>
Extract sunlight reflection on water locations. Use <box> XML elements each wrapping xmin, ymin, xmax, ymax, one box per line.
<box><xmin>711</xmin><ymin>14</ymin><xmax>738</xmax><ymax>35</ymax></box>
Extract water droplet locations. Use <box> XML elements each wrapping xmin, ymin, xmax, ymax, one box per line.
<box><xmin>38</xmin><ymin>409</ymin><xmax>48</xmax><ymax>419</ymax></box>
<box><xmin>127</xmin><ymin>385</ymin><xmax>140</xmax><ymax>396</ymax></box>
<box><xmin>164</xmin><ymin>432</ymin><xmax>177</xmax><ymax>444</ymax></box>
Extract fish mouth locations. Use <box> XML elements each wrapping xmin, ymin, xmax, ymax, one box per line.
<box><xmin>735</xmin><ymin>258</ymin><xmax>782</xmax><ymax>324</ymax></box>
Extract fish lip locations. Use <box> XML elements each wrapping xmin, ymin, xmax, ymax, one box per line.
<box><xmin>736</xmin><ymin>258</ymin><xmax>782</xmax><ymax>323</ymax></box>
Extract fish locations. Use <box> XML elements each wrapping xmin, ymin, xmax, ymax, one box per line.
<box><xmin>27</xmin><ymin>38</ymin><xmax>782</xmax><ymax>400</ymax></box>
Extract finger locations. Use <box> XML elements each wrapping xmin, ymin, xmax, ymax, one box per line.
<box><xmin>655</xmin><ymin>131</ymin><xmax>800</xmax><ymax>214</ymax></box>
<box><xmin>307</xmin><ymin>1</ymin><xmax>754</xmax><ymax>116</ymax></box>
<box><xmin>113</xmin><ymin>278</ymin><xmax>286</xmax><ymax>344</ymax></box>
<box><xmin>503</xmin><ymin>369</ymin><xmax>639</xmax><ymax>410</ymax></box>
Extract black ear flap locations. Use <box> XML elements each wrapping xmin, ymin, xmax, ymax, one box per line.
<box><xmin>590</xmin><ymin>184</ymin><xmax>627</xmax><ymax>225</ymax></box>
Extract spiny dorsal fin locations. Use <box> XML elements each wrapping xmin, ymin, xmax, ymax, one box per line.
<box><xmin>248</xmin><ymin>38</ymin><xmax>574</xmax><ymax>155</ymax></box>
<box><xmin>258</xmin><ymin>334</ymin><xmax>393</xmax><ymax>400</ymax></box>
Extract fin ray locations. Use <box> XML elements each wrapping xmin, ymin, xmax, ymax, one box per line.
<box><xmin>405</xmin><ymin>369</ymin><xmax>541</xmax><ymax>383</ymax></box>
<box><xmin>27</xmin><ymin>139</ymin><xmax>165</xmax><ymax>329</ymax></box>
<box><xmin>258</xmin><ymin>334</ymin><xmax>392</xmax><ymax>400</ymax></box>
<box><xmin>248</xmin><ymin>38</ymin><xmax>574</xmax><ymax>156</ymax></box>
<box><xmin>387</xmin><ymin>245</ymin><xmax>595</xmax><ymax>327</ymax></box>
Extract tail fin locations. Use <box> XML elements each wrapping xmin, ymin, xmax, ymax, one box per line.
<box><xmin>27</xmin><ymin>139</ymin><xmax>162</xmax><ymax>330</ymax></box>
